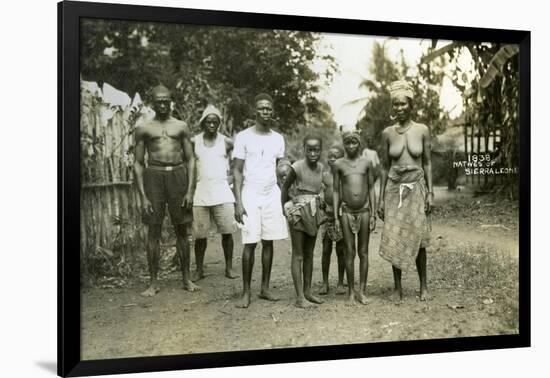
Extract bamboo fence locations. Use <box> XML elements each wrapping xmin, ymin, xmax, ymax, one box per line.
<box><xmin>80</xmin><ymin>82</ymin><xmax>151</xmax><ymax>275</ymax></box>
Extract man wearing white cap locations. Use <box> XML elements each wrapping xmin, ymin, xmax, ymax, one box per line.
<box><xmin>191</xmin><ymin>105</ymin><xmax>238</xmax><ymax>281</ymax></box>
<box><xmin>233</xmin><ymin>93</ymin><xmax>289</xmax><ymax>308</ymax></box>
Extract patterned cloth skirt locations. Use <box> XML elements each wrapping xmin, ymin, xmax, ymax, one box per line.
<box><xmin>379</xmin><ymin>165</ymin><xmax>431</xmax><ymax>272</ymax></box>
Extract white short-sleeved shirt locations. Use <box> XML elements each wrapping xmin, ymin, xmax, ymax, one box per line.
<box><xmin>232</xmin><ymin>126</ymin><xmax>285</xmax><ymax>194</ymax></box>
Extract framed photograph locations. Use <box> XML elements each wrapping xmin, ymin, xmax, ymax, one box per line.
<box><xmin>59</xmin><ymin>0</ymin><xmax>530</xmax><ymax>376</ymax></box>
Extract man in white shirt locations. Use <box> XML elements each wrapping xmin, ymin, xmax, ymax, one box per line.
<box><xmin>191</xmin><ymin>105</ymin><xmax>238</xmax><ymax>282</ymax></box>
<box><xmin>232</xmin><ymin>93</ymin><xmax>288</xmax><ymax>308</ymax></box>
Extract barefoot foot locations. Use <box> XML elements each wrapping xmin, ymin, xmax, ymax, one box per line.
<box><xmin>356</xmin><ymin>291</ymin><xmax>369</xmax><ymax>305</ymax></box>
<box><xmin>225</xmin><ymin>268</ymin><xmax>239</xmax><ymax>279</ymax></box>
<box><xmin>191</xmin><ymin>270</ymin><xmax>205</xmax><ymax>282</ymax></box>
<box><xmin>346</xmin><ymin>291</ymin><xmax>357</xmax><ymax>306</ymax></box>
<box><xmin>235</xmin><ymin>293</ymin><xmax>251</xmax><ymax>308</ymax></box>
<box><xmin>319</xmin><ymin>283</ymin><xmax>329</xmax><ymax>296</ymax></box>
<box><xmin>295</xmin><ymin>297</ymin><xmax>316</xmax><ymax>309</ymax></box>
<box><xmin>258</xmin><ymin>291</ymin><xmax>279</xmax><ymax>302</ymax></box>
<box><xmin>335</xmin><ymin>284</ymin><xmax>346</xmax><ymax>295</ymax></box>
<box><xmin>390</xmin><ymin>289</ymin><xmax>402</xmax><ymax>303</ymax></box>
<box><xmin>419</xmin><ymin>289</ymin><xmax>432</xmax><ymax>301</ymax></box>
<box><xmin>183</xmin><ymin>280</ymin><xmax>201</xmax><ymax>292</ymax></box>
<box><xmin>305</xmin><ymin>293</ymin><xmax>324</xmax><ymax>304</ymax></box>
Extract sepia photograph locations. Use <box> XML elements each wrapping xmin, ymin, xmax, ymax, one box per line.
<box><xmin>74</xmin><ymin>7</ymin><xmax>523</xmax><ymax>366</ymax></box>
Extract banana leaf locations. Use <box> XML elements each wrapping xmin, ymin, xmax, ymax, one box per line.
<box><xmin>479</xmin><ymin>44</ymin><xmax>519</xmax><ymax>88</ymax></box>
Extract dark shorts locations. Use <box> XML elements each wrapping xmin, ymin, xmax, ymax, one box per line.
<box><xmin>142</xmin><ymin>165</ymin><xmax>193</xmax><ymax>225</ymax></box>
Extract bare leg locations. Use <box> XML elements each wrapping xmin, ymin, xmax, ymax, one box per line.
<box><xmin>340</xmin><ymin>214</ymin><xmax>357</xmax><ymax>305</ymax></box>
<box><xmin>416</xmin><ymin>247</ymin><xmax>431</xmax><ymax>300</ymax></box>
<box><xmin>222</xmin><ymin>233</ymin><xmax>238</xmax><ymax>279</ymax></box>
<box><xmin>356</xmin><ymin>212</ymin><xmax>370</xmax><ymax>305</ymax></box>
<box><xmin>290</xmin><ymin>228</ymin><xmax>314</xmax><ymax>308</ymax></box>
<box><xmin>391</xmin><ymin>265</ymin><xmax>403</xmax><ymax>302</ymax></box>
<box><xmin>141</xmin><ymin>224</ymin><xmax>162</xmax><ymax>297</ymax></box>
<box><xmin>320</xmin><ymin>234</ymin><xmax>332</xmax><ymax>295</ymax></box>
<box><xmin>303</xmin><ymin>234</ymin><xmax>323</xmax><ymax>304</ymax></box>
<box><xmin>335</xmin><ymin>240</ymin><xmax>346</xmax><ymax>294</ymax></box>
<box><xmin>236</xmin><ymin>243</ymin><xmax>256</xmax><ymax>308</ymax></box>
<box><xmin>191</xmin><ymin>238</ymin><xmax>207</xmax><ymax>282</ymax></box>
<box><xmin>259</xmin><ymin>240</ymin><xmax>279</xmax><ymax>301</ymax></box>
<box><xmin>175</xmin><ymin>224</ymin><xmax>200</xmax><ymax>292</ymax></box>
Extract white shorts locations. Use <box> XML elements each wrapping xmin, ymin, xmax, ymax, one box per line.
<box><xmin>241</xmin><ymin>185</ymin><xmax>288</xmax><ymax>244</ymax></box>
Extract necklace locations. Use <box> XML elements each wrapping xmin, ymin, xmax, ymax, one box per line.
<box><xmin>395</xmin><ymin>123</ymin><xmax>412</xmax><ymax>134</ymax></box>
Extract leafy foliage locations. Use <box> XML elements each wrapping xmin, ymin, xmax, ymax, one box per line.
<box><xmin>424</xmin><ymin>41</ymin><xmax>519</xmax><ymax>197</ymax></box>
<box><xmin>354</xmin><ymin>40</ymin><xmax>450</xmax><ymax>152</ymax></box>
<box><xmin>81</xmin><ymin>19</ymin><xmax>337</xmax><ymax>134</ymax></box>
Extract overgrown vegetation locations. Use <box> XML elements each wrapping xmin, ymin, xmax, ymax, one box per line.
<box><xmin>354</xmin><ymin>40</ymin><xmax>451</xmax><ymax>151</ymax></box>
<box><xmin>432</xmin><ymin>194</ymin><xmax>519</xmax><ymax>231</ymax></box>
<box><xmin>81</xmin><ymin>19</ymin><xmax>338</xmax><ymax>135</ymax></box>
<box><xmin>429</xmin><ymin>241</ymin><xmax>519</xmax><ymax>330</ymax></box>
<box><xmin>422</xmin><ymin>42</ymin><xmax>520</xmax><ymax>198</ymax></box>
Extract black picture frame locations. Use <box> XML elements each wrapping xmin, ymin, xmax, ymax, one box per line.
<box><xmin>58</xmin><ymin>1</ymin><xmax>531</xmax><ymax>376</ymax></box>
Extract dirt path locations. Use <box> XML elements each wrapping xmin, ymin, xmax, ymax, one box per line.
<box><xmin>81</xmin><ymin>197</ymin><xmax>519</xmax><ymax>359</ymax></box>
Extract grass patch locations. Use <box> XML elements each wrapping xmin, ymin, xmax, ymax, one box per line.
<box><xmin>429</xmin><ymin>241</ymin><xmax>519</xmax><ymax>330</ymax></box>
<box><xmin>432</xmin><ymin>195</ymin><xmax>519</xmax><ymax>231</ymax></box>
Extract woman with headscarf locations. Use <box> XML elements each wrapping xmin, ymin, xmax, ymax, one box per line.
<box><xmin>378</xmin><ymin>80</ymin><xmax>433</xmax><ymax>302</ymax></box>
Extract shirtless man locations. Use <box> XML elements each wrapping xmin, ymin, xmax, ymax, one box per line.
<box><xmin>134</xmin><ymin>85</ymin><xmax>199</xmax><ymax>296</ymax></box>
<box><xmin>319</xmin><ymin>145</ymin><xmax>346</xmax><ymax>296</ymax></box>
<box><xmin>233</xmin><ymin>93</ymin><xmax>288</xmax><ymax>308</ymax></box>
<box><xmin>332</xmin><ymin>131</ymin><xmax>376</xmax><ymax>305</ymax></box>
<box><xmin>378</xmin><ymin>80</ymin><xmax>433</xmax><ymax>301</ymax></box>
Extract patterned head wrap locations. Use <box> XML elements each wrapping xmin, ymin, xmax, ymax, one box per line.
<box><xmin>389</xmin><ymin>80</ymin><xmax>414</xmax><ymax>100</ymax></box>
<box><xmin>342</xmin><ymin>130</ymin><xmax>362</xmax><ymax>145</ymax></box>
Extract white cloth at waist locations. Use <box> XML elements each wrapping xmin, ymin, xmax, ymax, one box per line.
<box><xmin>193</xmin><ymin>179</ymin><xmax>235</xmax><ymax>206</ymax></box>
<box><xmin>242</xmin><ymin>179</ymin><xmax>279</xmax><ymax>196</ymax></box>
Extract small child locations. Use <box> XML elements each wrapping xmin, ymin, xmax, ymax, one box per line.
<box><xmin>281</xmin><ymin>135</ymin><xmax>327</xmax><ymax>308</ymax></box>
<box><xmin>319</xmin><ymin>145</ymin><xmax>346</xmax><ymax>295</ymax></box>
<box><xmin>276</xmin><ymin>159</ymin><xmax>293</xmax><ymax>189</ymax></box>
<box><xmin>332</xmin><ymin>131</ymin><xmax>376</xmax><ymax>305</ymax></box>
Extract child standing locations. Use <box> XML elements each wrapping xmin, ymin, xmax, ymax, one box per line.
<box><xmin>332</xmin><ymin>131</ymin><xmax>376</xmax><ymax>305</ymax></box>
<box><xmin>281</xmin><ymin>135</ymin><xmax>327</xmax><ymax>308</ymax></box>
<box><xmin>319</xmin><ymin>145</ymin><xmax>346</xmax><ymax>296</ymax></box>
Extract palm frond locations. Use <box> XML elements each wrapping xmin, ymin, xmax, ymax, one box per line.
<box><xmin>420</xmin><ymin>41</ymin><xmax>461</xmax><ymax>63</ymax></box>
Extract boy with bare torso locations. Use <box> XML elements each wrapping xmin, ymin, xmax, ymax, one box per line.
<box><xmin>134</xmin><ymin>85</ymin><xmax>199</xmax><ymax>296</ymax></box>
<box><xmin>319</xmin><ymin>145</ymin><xmax>346</xmax><ymax>296</ymax></box>
<box><xmin>332</xmin><ymin>131</ymin><xmax>376</xmax><ymax>305</ymax></box>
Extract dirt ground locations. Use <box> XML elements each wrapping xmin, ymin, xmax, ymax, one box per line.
<box><xmin>81</xmin><ymin>187</ymin><xmax>519</xmax><ymax>360</ymax></box>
